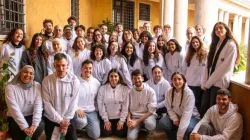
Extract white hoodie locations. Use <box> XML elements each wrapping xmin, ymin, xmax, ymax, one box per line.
<box><xmin>192</xmin><ymin>103</ymin><xmax>243</xmax><ymax>140</ymax></box>
<box><xmin>42</xmin><ymin>73</ymin><xmax>80</xmax><ymax>123</ymax></box>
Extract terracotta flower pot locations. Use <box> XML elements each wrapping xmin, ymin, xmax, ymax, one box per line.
<box><xmin>0</xmin><ymin>130</ymin><xmax>7</xmax><ymax>140</ymax></box>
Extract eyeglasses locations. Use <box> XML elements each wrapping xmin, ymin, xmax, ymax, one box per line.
<box><xmin>168</xmin><ymin>43</ymin><xmax>176</xmax><ymax>46</ymax></box>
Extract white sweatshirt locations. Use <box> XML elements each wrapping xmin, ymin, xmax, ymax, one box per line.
<box><xmin>165</xmin><ymin>52</ymin><xmax>184</xmax><ymax>82</ymax></box>
<box><xmin>118</xmin><ymin>32</ymin><xmax>123</xmax><ymax>48</ymax></box>
<box><xmin>0</xmin><ymin>42</ymin><xmax>25</xmax><ymax>75</ymax></box>
<box><xmin>129</xmin><ymin>83</ymin><xmax>157</xmax><ymax>119</ymax></box>
<box><xmin>165</xmin><ymin>85</ymin><xmax>200</xmax><ymax>140</ymax></box>
<box><xmin>42</xmin><ymin>73</ymin><xmax>80</xmax><ymax>123</ymax></box>
<box><xmin>182</xmin><ymin>53</ymin><xmax>207</xmax><ymax>87</ymax></box>
<box><xmin>135</xmin><ymin>43</ymin><xmax>144</xmax><ymax>59</ymax></box>
<box><xmin>77</xmin><ymin>76</ymin><xmax>100</xmax><ymax>112</ymax></box>
<box><xmin>192</xmin><ymin>103</ymin><xmax>243</xmax><ymax>140</ymax></box>
<box><xmin>5</xmin><ymin>82</ymin><xmax>43</xmax><ymax>130</ymax></box>
<box><xmin>127</xmin><ymin>57</ymin><xmax>144</xmax><ymax>75</ymax></box>
<box><xmin>62</xmin><ymin>36</ymin><xmax>75</xmax><ymax>53</ymax></box>
<box><xmin>47</xmin><ymin>52</ymin><xmax>74</xmax><ymax>75</ymax></box>
<box><xmin>202</xmin><ymin>39</ymin><xmax>237</xmax><ymax>89</ymax></box>
<box><xmin>68</xmin><ymin>49</ymin><xmax>91</xmax><ymax>77</ymax></box>
<box><xmin>97</xmin><ymin>84</ymin><xmax>130</xmax><ymax>122</ymax></box>
<box><xmin>146</xmin><ymin>78</ymin><xmax>171</xmax><ymax>109</ymax></box>
<box><xmin>92</xmin><ymin>58</ymin><xmax>112</xmax><ymax>84</ymax></box>
<box><xmin>109</xmin><ymin>55</ymin><xmax>132</xmax><ymax>87</ymax></box>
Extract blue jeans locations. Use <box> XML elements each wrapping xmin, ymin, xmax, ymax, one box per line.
<box><xmin>127</xmin><ymin>115</ymin><xmax>156</xmax><ymax>140</ymax></box>
<box><xmin>75</xmin><ymin>111</ymin><xmax>100</xmax><ymax>139</ymax></box>
<box><xmin>159</xmin><ymin>115</ymin><xmax>199</xmax><ymax>140</ymax></box>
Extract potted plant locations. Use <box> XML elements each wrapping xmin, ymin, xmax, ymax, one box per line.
<box><xmin>0</xmin><ymin>58</ymin><xmax>15</xmax><ymax>140</ymax></box>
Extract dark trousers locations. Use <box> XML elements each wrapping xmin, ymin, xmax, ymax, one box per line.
<box><xmin>8</xmin><ymin>115</ymin><xmax>44</xmax><ymax>140</ymax></box>
<box><xmin>44</xmin><ymin>117</ymin><xmax>77</xmax><ymax>140</ymax></box>
<box><xmin>189</xmin><ymin>86</ymin><xmax>203</xmax><ymax>112</ymax></box>
<box><xmin>100</xmin><ymin>119</ymin><xmax>127</xmax><ymax>137</ymax></box>
<box><xmin>200</xmin><ymin>86</ymin><xmax>221</xmax><ymax>117</ymax></box>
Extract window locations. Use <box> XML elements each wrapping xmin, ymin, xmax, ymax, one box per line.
<box><xmin>0</xmin><ymin>0</ymin><xmax>25</xmax><ymax>35</ymax></box>
<box><xmin>113</xmin><ymin>0</ymin><xmax>134</xmax><ymax>30</ymax></box>
<box><xmin>139</xmin><ymin>3</ymin><xmax>150</xmax><ymax>21</ymax></box>
<box><xmin>71</xmin><ymin>0</ymin><xmax>79</xmax><ymax>24</ymax></box>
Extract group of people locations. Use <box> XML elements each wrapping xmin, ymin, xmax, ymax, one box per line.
<box><xmin>0</xmin><ymin>15</ymin><xmax>243</xmax><ymax>140</ymax></box>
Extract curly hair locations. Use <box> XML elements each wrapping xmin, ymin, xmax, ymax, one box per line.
<box><xmin>3</xmin><ymin>27</ymin><xmax>25</xmax><ymax>45</ymax></box>
<box><xmin>90</xmin><ymin>44</ymin><xmax>107</xmax><ymax>61</ymax></box>
<box><xmin>143</xmin><ymin>40</ymin><xmax>160</xmax><ymax>66</ymax></box>
<box><xmin>185</xmin><ymin>36</ymin><xmax>207</xmax><ymax>67</ymax></box>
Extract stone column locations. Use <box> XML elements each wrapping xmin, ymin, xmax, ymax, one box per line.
<box><xmin>233</xmin><ymin>14</ymin><xmax>239</xmax><ymax>41</ymax></box>
<box><xmin>174</xmin><ymin>0</ymin><xmax>188</xmax><ymax>46</ymax></box>
<box><xmin>160</xmin><ymin>0</ymin><xmax>164</xmax><ymax>26</ymax></box>
<box><xmin>218</xmin><ymin>9</ymin><xmax>224</xmax><ymax>22</ymax></box>
<box><xmin>245</xmin><ymin>17</ymin><xmax>250</xmax><ymax>84</ymax></box>
<box><xmin>244</xmin><ymin>18</ymin><xmax>249</xmax><ymax>45</ymax></box>
<box><xmin>194</xmin><ymin>0</ymin><xmax>218</xmax><ymax>37</ymax></box>
<box><xmin>163</xmin><ymin>0</ymin><xmax>174</xmax><ymax>36</ymax></box>
<box><xmin>224</xmin><ymin>11</ymin><xmax>229</xmax><ymax>25</ymax></box>
<box><xmin>238</xmin><ymin>16</ymin><xmax>243</xmax><ymax>43</ymax></box>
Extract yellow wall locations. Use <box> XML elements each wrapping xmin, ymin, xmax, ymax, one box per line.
<box><xmin>188</xmin><ymin>9</ymin><xmax>195</xmax><ymax>27</ymax></box>
<box><xmin>25</xmin><ymin>0</ymin><xmax>70</xmax><ymax>40</ymax></box>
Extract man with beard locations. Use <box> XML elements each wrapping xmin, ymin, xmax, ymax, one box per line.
<box><xmin>190</xmin><ymin>89</ymin><xmax>243</xmax><ymax>140</ymax></box>
<box><xmin>62</xmin><ymin>25</ymin><xmax>75</xmax><ymax>53</ymax></box>
<box><xmin>41</xmin><ymin>19</ymin><xmax>54</xmax><ymax>42</ymax></box>
<box><xmin>127</xmin><ymin>69</ymin><xmax>157</xmax><ymax>140</ymax></box>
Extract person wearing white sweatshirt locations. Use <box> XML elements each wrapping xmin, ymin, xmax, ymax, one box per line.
<box><xmin>5</xmin><ymin>65</ymin><xmax>44</xmax><ymax>140</ymax></box>
<box><xmin>183</xmin><ymin>36</ymin><xmax>207</xmax><ymax>112</ymax></box>
<box><xmin>97</xmin><ymin>69</ymin><xmax>130</xmax><ymax>138</ymax></box>
<box><xmin>42</xmin><ymin>53</ymin><xmax>80</xmax><ymax>140</ymax></box>
<box><xmin>200</xmin><ymin>22</ymin><xmax>240</xmax><ymax>117</ymax></box>
<box><xmin>190</xmin><ymin>89</ymin><xmax>243</xmax><ymax>140</ymax></box>
<box><xmin>127</xmin><ymin>69</ymin><xmax>157</xmax><ymax>140</ymax></box>
<box><xmin>75</xmin><ymin>60</ymin><xmax>101</xmax><ymax>139</ymax></box>
<box><xmin>146</xmin><ymin>65</ymin><xmax>171</xmax><ymax>119</ymax></box>
<box><xmin>159</xmin><ymin>72</ymin><xmax>200</xmax><ymax>140</ymax></box>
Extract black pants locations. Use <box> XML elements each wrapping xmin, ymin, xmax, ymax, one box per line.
<box><xmin>44</xmin><ymin>117</ymin><xmax>77</xmax><ymax>140</ymax></box>
<box><xmin>200</xmin><ymin>86</ymin><xmax>221</xmax><ymax>117</ymax></box>
<box><xmin>8</xmin><ymin>115</ymin><xmax>44</xmax><ymax>140</ymax></box>
<box><xmin>189</xmin><ymin>86</ymin><xmax>203</xmax><ymax>113</ymax></box>
<box><xmin>100</xmin><ymin>119</ymin><xmax>127</xmax><ymax>137</ymax></box>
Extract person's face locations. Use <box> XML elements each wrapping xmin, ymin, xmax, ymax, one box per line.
<box><xmin>69</xmin><ymin>20</ymin><xmax>76</xmax><ymax>28</ymax></box>
<box><xmin>77</xmin><ymin>37</ymin><xmax>85</xmax><ymax>50</ymax></box>
<box><xmin>13</xmin><ymin>29</ymin><xmax>23</xmax><ymax>43</ymax></box>
<box><xmin>109</xmin><ymin>72</ymin><xmax>120</xmax><ymax>87</ymax></box>
<box><xmin>110</xmin><ymin>42</ymin><xmax>119</xmax><ymax>54</ymax></box>
<box><xmin>157</xmin><ymin>37</ymin><xmax>165</xmax><ymax>47</ymax></box>
<box><xmin>94</xmin><ymin>31</ymin><xmax>102</xmax><ymax>42</ymax></box>
<box><xmin>132</xmin><ymin>75</ymin><xmax>144</xmax><ymax>88</ymax></box>
<box><xmin>186</xmin><ymin>29</ymin><xmax>195</xmax><ymax>40</ymax></box>
<box><xmin>152</xmin><ymin>67</ymin><xmax>162</xmax><ymax>82</ymax></box>
<box><xmin>54</xmin><ymin>58</ymin><xmax>68</xmax><ymax>78</ymax></box>
<box><xmin>54</xmin><ymin>26</ymin><xmax>63</xmax><ymax>38</ymax></box>
<box><xmin>76</xmin><ymin>28</ymin><xmax>85</xmax><ymax>37</ymax></box>
<box><xmin>44</xmin><ymin>22</ymin><xmax>53</xmax><ymax>34</ymax></box>
<box><xmin>141</xmin><ymin>34</ymin><xmax>149</xmax><ymax>43</ymax></box>
<box><xmin>148</xmin><ymin>42</ymin><xmax>156</xmax><ymax>54</ymax></box>
<box><xmin>143</xmin><ymin>23</ymin><xmax>150</xmax><ymax>32</ymax></box>
<box><xmin>133</xmin><ymin>31</ymin><xmax>140</xmax><ymax>41</ymax></box>
<box><xmin>215</xmin><ymin>23</ymin><xmax>227</xmax><ymax>38</ymax></box>
<box><xmin>101</xmin><ymin>26</ymin><xmax>108</xmax><ymax>35</ymax></box>
<box><xmin>216</xmin><ymin>94</ymin><xmax>231</xmax><ymax>114</ymax></box>
<box><xmin>87</xmin><ymin>29</ymin><xmax>94</xmax><ymax>40</ymax></box>
<box><xmin>154</xmin><ymin>28</ymin><xmax>162</xmax><ymax>36</ymax></box>
<box><xmin>35</xmin><ymin>36</ymin><xmax>43</xmax><ymax>47</ymax></box>
<box><xmin>125</xmin><ymin>43</ymin><xmax>133</xmax><ymax>57</ymax></box>
<box><xmin>110</xmin><ymin>33</ymin><xmax>118</xmax><ymax>42</ymax></box>
<box><xmin>191</xmin><ymin>38</ymin><xmax>200</xmax><ymax>51</ymax></box>
<box><xmin>172</xmin><ymin>74</ymin><xmax>184</xmax><ymax>90</ymax></box>
<box><xmin>64</xmin><ymin>28</ymin><xmax>72</xmax><ymax>38</ymax></box>
<box><xmin>164</xmin><ymin>27</ymin><xmax>171</xmax><ymax>34</ymax></box>
<box><xmin>20</xmin><ymin>67</ymin><xmax>34</xmax><ymax>84</ymax></box>
<box><xmin>195</xmin><ymin>25</ymin><xmax>203</xmax><ymax>37</ymax></box>
<box><xmin>52</xmin><ymin>41</ymin><xmax>62</xmax><ymax>52</ymax></box>
<box><xmin>94</xmin><ymin>48</ymin><xmax>103</xmax><ymax>61</ymax></box>
<box><xmin>116</xmin><ymin>24</ymin><xmax>123</xmax><ymax>32</ymax></box>
<box><xmin>167</xmin><ymin>41</ymin><xmax>176</xmax><ymax>53</ymax></box>
<box><xmin>124</xmin><ymin>31</ymin><xmax>132</xmax><ymax>41</ymax></box>
<box><xmin>81</xmin><ymin>63</ymin><xmax>93</xmax><ymax>79</ymax></box>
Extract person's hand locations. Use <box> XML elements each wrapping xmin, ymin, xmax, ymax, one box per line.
<box><xmin>190</xmin><ymin>133</ymin><xmax>201</xmax><ymax>140</ymax></box>
<box><xmin>60</xmin><ymin>127</ymin><xmax>68</xmax><ymax>135</ymax></box>
<box><xmin>40</xmin><ymin>28</ymin><xmax>45</xmax><ymax>34</ymax></box>
<box><xmin>76</xmin><ymin>109</ymin><xmax>86</xmax><ymax>118</ymax></box>
<box><xmin>23</xmin><ymin>127</ymin><xmax>32</xmax><ymax>136</ymax></box>
<box><xmin>60</xmin><ymin>120</ymin><xmax>70</xmax><ymax>128</ymax></box>
<box><xmin>29</xmin><ymin>125</ymin><xmax>37</xmax><ymax>136</ymax></box>
<box><xmin>173</xmin><ymin>120</ymin><xmax>180</xmax><ymax>126</ymax></box>
<box><xmin>127</xmin><ymin>119</ymin><xmax>138</xmax><ymax>129</ymax></box>
<box><xmin>202</xmin><ymin>86</ymin><xmax>206</xmax><ymax>91</ymax></box>
<box><xmin>104</xmin><ymin>121</ymin><xmax>111</xmax><ymax>131</ymax></box>
<box><xmin>117</xmin><ymin>121</ymin><xmax>124</xmax><ymax>130</ymax></box>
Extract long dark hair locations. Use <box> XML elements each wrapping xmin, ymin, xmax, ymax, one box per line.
<box><xmin>207</xmin><ymin>22</ymin><xmax>240</xmax><ymax>69</ymax></box>
<box><xmin>90</xmin><ymin>44</ymin><xmax>106</xmax><ymax>61</ymax></box>
<box><xmin>170</xmin><ymin>72</ymin><xmax>186</xmax><ymax>108</ymax></box>
<box><xmin>157</xmin><ymin>35</ymin><xmax>168</xmax><ymax>55</ymax></box>
<box><xmin>104</xmin><ymin>69</ymin><xmax>127</xmax><ymax>86</ymax></box>
<box><xmin>143</xmin><ymin>40</ymin><xmax>160</xmax><ymax>66</ymax></box>
<box><xmin>166</xmin><ymin>39</ymin><xmax>182</xmax><ymax>53</ymax></box>
<box><xmin>91</xmin><ymin>29</ymin><xmax>106</xmax><ymax>45</ymax></box>
<box><xmin>121</xmin><ymin>41</ymin><xmax>138</xmax><ymax>67</ymax></box>
<box><xmin>107</xmin><ymin>41</ymin><xmax>123</xmax><ymax>58</ymax></box>
<box><xmin>3</xmin><ymin>27</ymin><xmax>25</xmax><ymax>45</ymax></box>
